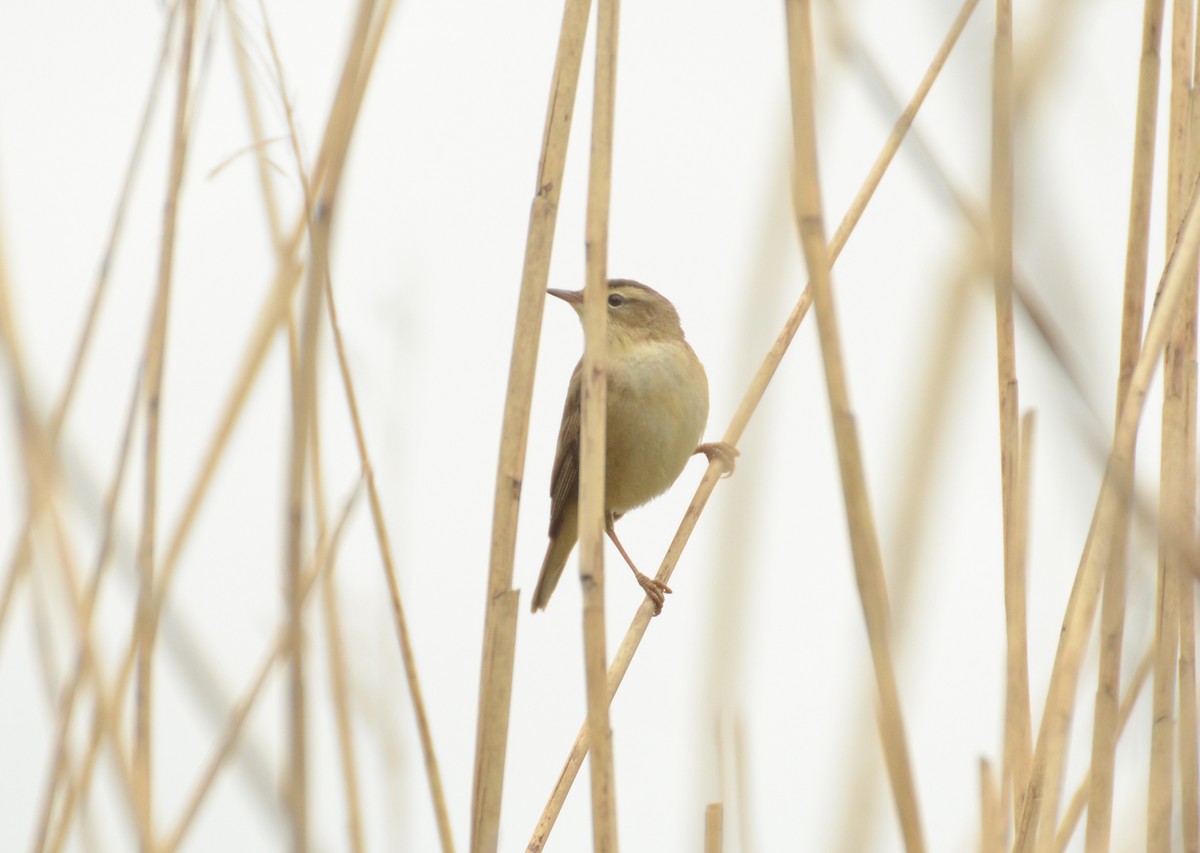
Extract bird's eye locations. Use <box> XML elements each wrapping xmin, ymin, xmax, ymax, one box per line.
<box><xmin>608</xmin><ymin>293</ymin><xmax>625</xmax><ymax>308</ymax></box>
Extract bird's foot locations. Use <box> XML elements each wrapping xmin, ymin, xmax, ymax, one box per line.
<box><xmin>635</xmin><ymin>571</ymin><xmax>673</xmax><ymax>616</ymax></box>
<box><xmin>695</xmin><ymin>441</ymin><xmax>739</xmax><ymax>477</ymax></box>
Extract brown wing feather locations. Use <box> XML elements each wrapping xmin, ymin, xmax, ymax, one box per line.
<box><xmin>547</xmin><ymin>360</ymin><xmax>582</xmax><ymax>537</ymax></box>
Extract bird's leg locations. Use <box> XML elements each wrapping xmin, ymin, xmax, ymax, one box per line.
<box><xmin>694</xmin><ymin>441</ymin><xmax>739</xmax><ymax>477</ymax></box>
<box><xmin>604</xmin><ymin>513</ymin><xmax>672</xmax><ymax>615</ymax></box>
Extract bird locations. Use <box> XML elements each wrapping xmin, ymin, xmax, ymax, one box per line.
<box><xmin>530</xmin><ymin>279</ymin><xmax>736</xmax><ymax>615</ymax></box>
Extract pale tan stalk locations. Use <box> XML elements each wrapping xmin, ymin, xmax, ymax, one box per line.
<box><xmin>471</xmin><ymin>0</ymin><xmax>592</xmax><ymax>848</ymax></box>
<box><xmin>159</xmin><ymin>484</ymin><xmax>362</xmax><ymax>853</ymax></box>
<box><xmin>320</xmin><ymin>549</ymin><xmax>366</xmax><ymax>853</ymax></box>
<box><xmin>1179</xmin><ymin>551</ymin><xmax>1199</xmax><ymax>853</ymax></box>
<box><xmin>1057</xmin><ymin>649</ymin><xmax>1154</xmax><ymax>852</ymax></box>
<box><xmin>578</xmin><ymin>0</ymin><xmax>621</xmax><ymax>850</ymax></box>
<box><xmin>991</xmin><ymin>2</ymin><xmax>1032</xmax><ymax>830</ymax></box>
<box><xmin>1001</xmin><ymin>407</ymin><xmax>1035</xmax><ymax>835</ymax></box>
<box><xmin>304</xmin><ymin>332</ymin><xmax>365</xmax><ymax>853</ymax></box>
<box><xmin>1174</xmin><ymin>29</ymin><xmax>1200</xmax><ymax>853</ymax></box>
<box><xmin>705</xmin><ymin>804</ymin><xmax>723</xmax><ymax>853</ymax></box>
<box><xmin>284</xmin><ymin>250</ymin><xmax>319</xmax><ymax>852</ymax></box>
<box><xmin>981</xmin><ymin>760</ymin><xmax>1001</xmax><ymax>853</ymax></box>
<box><xmin>1147</xmin><ymin>2</ymin><xmax>1196</xmax><ymax>848</ymax></box>
<box><xmin>133</xmin><ymin>2</ymin><xmax>197</xmax><ymax>836</ymax></box>
<box><xmin>527</xmin><ymin>0</ymin><xmax>978</xmax><ymax>841</ymax></box>
<box><xmin>785</xmin><ymin>1</ymin><xmax>924</xmax><ymax>849</ymax></box>
<box><xmin>1085</xmin><ymin>3</ymin><xmax>1163</xmax><ymax>850</ymax></box>
<box><xmin>1014</xmin><ymin>171</ymin><xmax>1200</xmax><ymax>853</ymax></box>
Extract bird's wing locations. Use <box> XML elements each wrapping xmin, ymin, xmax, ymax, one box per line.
<box><xmin>547</xmin><ymin>360</ymin><xmax>582</xmax><ymax>537</ymax></box>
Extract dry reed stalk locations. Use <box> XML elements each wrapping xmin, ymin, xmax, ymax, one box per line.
<box><xmin>134</xmin><ymin>0</ymin><xmax>197</xmax><ymax>835</ymax></box>
<box><xmin>1014</xmin><ymin>171</ymin><xmax>1200</xmax><ymax>853</ymax></box>
<box><xmin>319</xmin><ymin>544</ymin><xmax>367</xmax><ymax>853</ymax></box>
<box><xmin>981</xmin><ymin>760</ymin><xmax>1001</xmax><ymax>853</ymax></box>
<box><xmin>528</xmin><ymin>2</ymin><xmax>978</xmax><ymax>843</ymax></box>
<box><xmin>1085</xmin><ymin>2</ymin><xmax>1163</xmax><ymax>849</ymax></box>
<box><xmin>285</xmin><ymin>227</ymin><xmax>321</xmax><ymax>853</ymax></box>
<box><xmin>1174</xmin><ymin>30</ymin><xmax>1200</xmax><ymax>853</ymax></box>
<box><xmin>302</xmin><ymin>312</ymin><xmax>365</xmax><ymax>851</ymax></box>
<box><xmin>1057</xmin><ymin>648</ymin><xmax>1154</xmax><ymax>852</ymax></box>
<box><xmin>1000</xmin><ymin>407</ymin><xmax>1036</xmax><ymax>836</ymax></box>
<box><xmin>578</xmin><ymin>0</ymin><xmax>621</xmax><ymax>849</ymax></box>
<box><xmin>991</xmin><ymin>2</ymin><xmax>1033</xmax><ymax>833</ymax></box>
<box><xmin>1147</xmin><ymin>1</ymin><xmax>1197</xmax><ymax>847</ymax></box>
<box><xmin>471</xmin><ymin>0</ymin><xmax>592</xmax><ymax>847</ymax></box>
<box><xmin>705</xmin><ymin>804</ymin><xmax>723</xmax><ymax>853</ymax></box>
<box><xmin>1179</xmin><ymin>569</ymin><xmax>1199</xmax><ymax>853</ymax></box>
<box><xmin>158</xmin><ymin>483</ymin><xmax>362</xmax><ymax>853</ymax></box>
<box><xmin>785</xmin><ymin>1</ymin><xmax>924</xmax><ymax>849</ymax></box>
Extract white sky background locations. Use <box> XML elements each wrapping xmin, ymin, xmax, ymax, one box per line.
<box><xmin>0</xmin><ymin>0</ymin><xmax>1175</xmax><ymax>851</ymax></box>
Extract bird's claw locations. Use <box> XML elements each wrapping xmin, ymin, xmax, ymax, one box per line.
<box><xmin>695</xmin><ymin>441</ymin><xmax>739</xmax><ymax>477</ymax></box>
<box><xmin>636</xmin><ymin>572</ymin><xmax>673</xmax><ymax>615</ymax></box>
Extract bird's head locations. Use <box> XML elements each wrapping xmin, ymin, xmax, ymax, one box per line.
<box><xmin>548</xmin><ymin>279</ymin><xmax>684</xmax><ymax>351</ymax></box>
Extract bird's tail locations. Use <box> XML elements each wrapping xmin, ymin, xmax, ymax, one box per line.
<box><xmin>530</xmin><ymin>508</ymin><xmax>578</xmax><ymax>612</ymax></box>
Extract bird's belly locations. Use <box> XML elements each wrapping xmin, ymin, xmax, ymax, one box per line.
<box><xmin>604</xmin><ymin>346</ymin><xmax>708</xmax><ymax>513</ymax></box>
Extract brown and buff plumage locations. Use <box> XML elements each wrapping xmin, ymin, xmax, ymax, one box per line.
<box><xmin>530</xmin><ymin>280</ymin><xmax>734</xmax><ymax>613</ymax></box>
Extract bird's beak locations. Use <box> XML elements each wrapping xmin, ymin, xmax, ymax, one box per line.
<box><xmin>547</xmin><ymin>288</ymin><xmax>584</xmax><ymax>311</ymax></box>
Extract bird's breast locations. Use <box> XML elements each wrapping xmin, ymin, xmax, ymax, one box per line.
<box><xmin>604</xmin><ymin>340</ymin><xmax>709</xmax><ymax>513</ymax></box>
